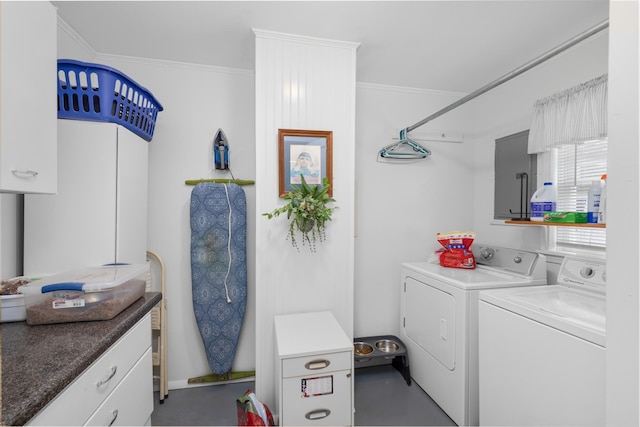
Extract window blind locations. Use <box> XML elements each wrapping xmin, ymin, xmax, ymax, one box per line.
<box><xmin>555</xmin><ymin>140</ymin><xmax>607</xmax><ymax>249</ymax></box>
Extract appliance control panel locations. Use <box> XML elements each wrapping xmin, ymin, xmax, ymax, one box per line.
<box><xmin>558</xmin><ymin>257</ymin><xmax>606</xmax><ymax>293</ymax></box>
<box><xmin>474</xmin><ymin>244</ymin><xmax>542</xmax><ymax>277</ymax></box>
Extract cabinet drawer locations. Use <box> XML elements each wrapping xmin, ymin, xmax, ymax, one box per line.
<box><xmin>282</xmin><ymin>351</ymin><xmax>351</xmax><ymax>378</ymax></box>
<box><xmin>27</xmin><ymin>314</ymin><xmax>151</xmax><ymax>426</ymax></box>
<box><xmin>282</xmin><ymin>369</ymin><xmax>352</xmax><ymax>426</ymax></box>
<box><xmin>84</xmin><ymin>348</ymin><xmax>153</xmax><ymax>426</ymax></box>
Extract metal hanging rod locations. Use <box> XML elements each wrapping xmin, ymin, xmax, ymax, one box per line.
<box><xmin>405</xmin><ymin>19</ymin><xmax>609</xmax><ymax>134</ymax></box>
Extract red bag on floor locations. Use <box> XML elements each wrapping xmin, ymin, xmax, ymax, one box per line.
<box><xmin>237</xmin><ymin>389</ymin><xmax>275</xmax><ymax>426</ymax></box>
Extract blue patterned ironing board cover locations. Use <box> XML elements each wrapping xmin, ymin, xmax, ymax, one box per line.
<box><xmin>190</xmin><ymin>183</ymin><xmax>247</xmax><ymax>375</ymax></box>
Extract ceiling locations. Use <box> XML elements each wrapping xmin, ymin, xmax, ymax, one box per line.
<box><xmin>53</xmin><ymin>1</ymin><xmax>609</xmax><ymax>94</ymax></box>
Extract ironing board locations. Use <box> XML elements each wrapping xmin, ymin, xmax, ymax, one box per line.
<box><xmin>190</xmin><ymin>182</ymin><xmax>247</xmax><ymax>375</ymax></box>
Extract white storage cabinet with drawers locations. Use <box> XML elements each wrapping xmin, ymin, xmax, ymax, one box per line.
<box><xmin>275</xmin><ymin>311</ymin><xmax>354</xmax><ymax>426</ymax></box>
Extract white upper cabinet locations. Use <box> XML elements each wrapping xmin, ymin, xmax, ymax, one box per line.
<box><xmin>24</xmin><ymin>121</ymin><xmax>149</xmax><ymax>276</ymax></box>
<box><xmin>0</xmin><ymin>1</ymin><xmax>57</xmax><ymax>194</ymax></box>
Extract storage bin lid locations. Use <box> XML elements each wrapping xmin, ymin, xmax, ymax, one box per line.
<box><xmin>18</xmin><ymin>264</ymin><xmax>147</xmax><ymax>295</ymax></box>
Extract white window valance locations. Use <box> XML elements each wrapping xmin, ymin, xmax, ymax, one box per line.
<box><xmin>528</xmin><ymin>74</ymin><xmax>608</xmax><ymax>154</ymax></box>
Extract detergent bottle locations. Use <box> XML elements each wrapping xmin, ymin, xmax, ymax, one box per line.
<box><xmin>587</xmin><ymin>180</ymin><xmax>602</xmax><ymax>223</ymax></box>
<box><xmin>530</xmin><ymin>182</ymin><xmax>556</xmax><ymax>221</ymax></box>
<box><xmin>598</xmin><ymin>174</ymin><xmax>607</xmax><ymax>224</ymax></box>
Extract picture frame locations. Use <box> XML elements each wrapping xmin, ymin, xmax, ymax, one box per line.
<box><xmin>279</xmin><ymin>129</ymin><xmax>333</xmax><ymax>197</ymax></box>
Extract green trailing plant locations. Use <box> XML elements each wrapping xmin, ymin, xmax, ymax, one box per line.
<box><xmin>263</xmin><ymin>175</ymin><xmax>337</xmax><ymax>251</ymax></box>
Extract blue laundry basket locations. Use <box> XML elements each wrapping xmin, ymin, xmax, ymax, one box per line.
<box><xmin>57</xmin><ymin>59</ymin><xmax>163</xmax><ymax>141</ymax></box>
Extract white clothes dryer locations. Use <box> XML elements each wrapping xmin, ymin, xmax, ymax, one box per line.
<box><xmin>400</xmin><ymin>245</ymin><xmax>547</xmax><ymax>426</ymax></box>
<box><xmin>478</xmin><ymin>256</ymin><xmax>606</xmax><ymax>426</ymax></box>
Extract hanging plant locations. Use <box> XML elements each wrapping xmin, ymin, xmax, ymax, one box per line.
<box><xmin>263</xmin><ymin>176</ymin><xmax>337</xmax><ymax>252</ymax></box>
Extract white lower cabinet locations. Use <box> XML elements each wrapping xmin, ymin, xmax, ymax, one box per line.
<box><xmin>84</xmin><ymin>348</ymin><xmax>153</xmax><ymax>426</ymax></box>
<box><xmin>27</xmin><ymin>314</ymin><xmax>153</xmax><ymax>426</ymax></box>
<box><xmin>275</xmin><ymin>312</ymin><xmax>354</xmax><ymax>426</ymax></box>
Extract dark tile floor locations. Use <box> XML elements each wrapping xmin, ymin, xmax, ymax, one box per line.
<box><xmin>151</xmin><ymin>365</ymin><xmax>456</xmax><ymax>426</ymax></box>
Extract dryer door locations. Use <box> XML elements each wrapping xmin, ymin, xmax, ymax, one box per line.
<box><xmin>404</xmin><ymin>276</ymin><xmax>456</xmax><ymax>370</ymax></box>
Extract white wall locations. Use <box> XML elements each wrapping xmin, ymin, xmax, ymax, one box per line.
<box><xmin>351</xmin><ymin>27</ymin><xmax>608</xmax><ymax>338</ymax></box>
<box><xmin>57</xmin><ymin>18</ymin><xmax>93</xmax><ymax>62</ymax></box>
<box><xmin>58</xmin><ymin>21</ymin><xmax>258</xmax><ymax>386</ymax></box>
<box><xmin>254</xmin><ymin>30</ymin><xmax>358</xmax><ymax>409</ymax></box>
<box><xmin>0</xmin><ymin>194</ymin><xmax>21</xmax><ymax>279</ymax></box>
<box><xmin>110</xmin><ymin>58</ymin><xmax>258</xmax><ymax>386</ymax></box>
<box><xmin>607</xmin><ymin>2</ymin><xmax>639</xmax><ymax>424</ymax></box>
<box><xmin>354</xmin><ymin>83</ymin><xmax>475</xmax><ymax>337</ymax></box>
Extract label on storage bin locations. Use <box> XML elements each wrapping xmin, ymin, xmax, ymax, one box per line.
<box><xmin>52</xmin><ymin>298</ymin><xmax>85</xmax><ymax>309</ymax></box>
<box><xmin>301</xmin><ymin>375</ymin><xmax>333</xmax><ymax>397</ymax></box>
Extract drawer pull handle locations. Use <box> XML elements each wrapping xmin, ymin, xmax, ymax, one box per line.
<box><xmin>108</xmin><ymin>409</ymin><xmax>119</xmax><ymax>426</ymax></box>
<box><xmin>11</xmin><ymin>169</ymin><xmax>39</xmax><ymax>178</ymax></box>
<box><xmin>305</xmin><ymin>408</ymin><xmax>331</xmax><ymax>420</ymax></box>
<box><xmin>305</xmin><ymin>359</ymin><xmax>330</xmax><ymax>370</ymax></box>
<box><xmin>96</xmin><ymin>366</ymin><xmax>118</xmax><ymax>387</ymax></box>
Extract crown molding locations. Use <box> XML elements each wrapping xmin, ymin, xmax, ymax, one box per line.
<box><xmin>253</xmin><ymin>28</ymin><xmax>360</xmax><ymax>51</ymax></box>
<box><xmin>57</xmin><ymin>15</ymin><xmax>96</xmax><ymax>58</ymax></box>
<box><xmin>356</xmin><ymin>81</ymin><xmax>467</xmax><ymax>98</ymax></box>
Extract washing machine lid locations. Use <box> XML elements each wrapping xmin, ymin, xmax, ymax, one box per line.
<box><xmin>479</xmin><ymin>285</ymin><xmax>605</xmax><ymax>346</ymax></box>
<box><xmin>401</xmin><ymin>261</ymin><xmax>546</xmax><ymax>290</ymax></box>
<box><xmin>479</xmin><ymin>257</ymin><xmax>606</xmax><ymax>346</ymax></box>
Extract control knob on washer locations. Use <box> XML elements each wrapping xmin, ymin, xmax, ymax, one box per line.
<box><xmin>480</xmin><ymin>247</ymin><xmax>495</xmax><ymax>260</ymax></box>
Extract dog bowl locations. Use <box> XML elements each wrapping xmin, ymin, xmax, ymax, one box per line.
<box><xmin>375</xmin><ymin>339</ymin><xmax>399</xmax><ymax>353</ymax></box>
<box><xmin>354</xmin><ymin>342</ymin><xmax>374</xmax><ymax>355</ymax></box>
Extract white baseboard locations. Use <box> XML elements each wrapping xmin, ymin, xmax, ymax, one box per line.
<box><xmin>168</xmin><ymin>376</ymin><xmax>255</xmax><ymax>391</ymax></box>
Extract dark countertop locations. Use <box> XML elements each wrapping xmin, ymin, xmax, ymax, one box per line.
<box><xmin>1</xmin><ymin>292</ymin><xmax>161</xmax><ymax>426</ymax></box>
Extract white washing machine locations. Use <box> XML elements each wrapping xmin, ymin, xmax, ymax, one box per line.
<box><xmin>478</xmin><ymin>256</ymin><xmax>606</xmax><ymax>426</ymax></box>
<box><xmin>400</xmin><ymin>245</ymin><xmax>547</xmax><ymax>426</ymax></box>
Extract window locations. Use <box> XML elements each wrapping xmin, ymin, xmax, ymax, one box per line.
<box><xmin>527</xmin><ymin>74</ymin><xmax>608</xmax><ymax>253</ymax></box>
<box><xmin>552</xmin><ymin>139</ymin><xmax>607</xmax><ymax>251</ymax></box>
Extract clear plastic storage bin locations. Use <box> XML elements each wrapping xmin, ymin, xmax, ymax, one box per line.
<box><xmin>18</xmin><ymin>264</ymin><xmax>148</xmax><ymax>325</ymax></box>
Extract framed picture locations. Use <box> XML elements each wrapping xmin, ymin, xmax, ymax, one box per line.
<box><xmin>279</xmin><ymin>129</ymin><xmax>333</xmax><ymax>197</ymax></box>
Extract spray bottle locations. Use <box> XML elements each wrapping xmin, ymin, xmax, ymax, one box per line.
<box><xmin>587</xmin><ymin>179</ymin><xmax>602</xmax><ymax>223</ymax></box>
